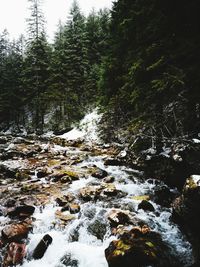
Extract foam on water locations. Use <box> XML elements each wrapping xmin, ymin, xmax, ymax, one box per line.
<box><xmin>22</xmin><ymin>202</ymin><xmax>114</xmax><ymax>267</ymax></box>
<box><xmin>19</xmin><ymin>158</ymin><xmax>193</xmax><ymax>267</ymax></box>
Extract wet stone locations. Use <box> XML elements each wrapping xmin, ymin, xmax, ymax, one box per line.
<box><xmin>91</xmin><ymin>167</ymin><xmax>108</xmax><ymax>179</ymax></box>
<box><xmin>79</xmin><ymin>186</ymin><xmax>101</xmax><ymax>201</ymax></box>
<box><xmin>15</xmin><ymin>170</ymin><xmax>31</xmax><ymax>181</ymax></box>
<box><xmin>32</xmin><ymin>234</ymin><xmax>53</xmax><ymax>260</ymax></box>
<box><xmin>0</xmin><ymin>136</ymin><xmax>8</xmax><ymax>144</ymax></box>
<box><xmin>59</xmin><ymin>254</ymin><xmax>78</xmax><ymax>267</ymax></box>
<box><xmin>3</xmin><ymin>242</ymin><xmax>26</xmax><ymax>267</ymax></box>
<box><xmin>107</xmin><ymin>210</ymin><xmax>131</xmax><ymax>227</ymax></box>
<box><xmin>105</xmin><ymin>226</ymin><xmax>181</xmax><ymax>267</ymax></box>
<box><xmin>153</xmin><ymin>185</ymin><xmax>176</xmax><ymax>207</ymax></box>
<box><xmin>82</xmin><ymin>206</ymin><xmax>96</xmax><ymax>219</ymax></box>
<box><xmin>60</xmin><ymin>176</ymin><xmax>72</xmax><ymax>184</ymax></box>
<box><xmin>101</xmin><ymin>184</ymin><xmax>126</xmax><ymax>198</ymax></box>
<box><xmin>4</xmin><ymin>198</ymin><xmax>16</xmax><ymax>208</ymax></box>
<box><xmin>7</xmin><ymin>205</ymin><xmax>35</xmax><ymax>219</ymax></box>
<box><xmin>61</xmin><ymin>203</ymin><xmax>80</xmax><ymax>214</ymax></box>
<box><xmin>138</xmin><ymin>200</ymin><xmax>155</xmax><ymax>212</ymax></box>
<box><xmin>55</xmin><ymin>197</ymin><xmax>68</xmax><ymax>207</ymax></box>
<box><xmin>103</xmin><ymin>176</ymin><xmax>115</xmax><ymax>183</ymax></box>
<box><xmin>87</xmin><ymin>219</ymin><xmax>108</xmax><ymax>241</ymax></box>
<box><xmin>55</xmin><ymin>210</ymin><xmax>75</xmax><ymax>224</ymax></box>
<box><xmin>104</xmin><ymin>158</ymin><xmax>123</xmax><ymax>166</ymax></box>
<box><xmin>1</xmin><ymin>219</ymin><xmax>32</xmax><ymax>243</ymax></box>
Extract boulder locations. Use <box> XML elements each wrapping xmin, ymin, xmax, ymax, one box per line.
<box><xmin>7</xmin><ymin>205</ymin><xmax>35</xmax><ymax>219</ymax></box>
<box><xmin>60</xmin><ymin>176</ymin><xmax>72</xmax><ymax>184</ymax></box>
<box><xmin>79</xmin><ymin>186</ymin><xmax>101</xmax><ymax>201</ymax></box>
<box><xmin>4</xmin><ymin>198</ymin><xmax>16</xmax><ymax>208</ymax></box>
<box><xmin>105</xmin><ymin>226</ymin><xmax>180</xmax><ymax>267</ymax></box>
<box><xmin>55</xmin><ymin>210</ymin><xmax>75</xmax><ymax>224</ymax></box>
<box><xmin>131</xmin><ymin>195</ymin><xmax>150</xmax><ymax>201</ymax></box>
<box><xmin>172</xmin><ymin>175</ymin><xmax>200</xmax><ymax>261</ymax></box>
<box><xmin>0</xmin><ymin>208</ymin><xmax>3</xmax><ymax>216</ymax></box>
<box><xmin>103</xmin><ymin>176</ymin><xmax>115</xmax><ymax>183</ymax></box>
<box><xmin>87</xmin><ymin>219</ymin><xmax>108</xmax><ymax>241</ymax></box>
<box><xmin>154</xmin><ymin>185</ymin><xmax>176</xmax><ymax>207</ymax></box>
<box><xmin>3</xmin><ymin>242</ymin><xmax>26</xmax><ymax>267</ymax></box>
<box><xmin>173</xmin><ymin>175</ymin><xmax>200</xmax><ymax>229</ymax></box>
<box><xmin>15</xmin><ymin>171</ymin><xmax>31</xmax><ymax>181</ymax></box>
<box><xmin>60</xmin><ymin>254</ymin><xmax>78</xmax><ymax>267</ymax></box>
<box><xmin>32</xmin><ymin>234</ymin><xmax>53</xmax><ymax>260</ymax></box>
<box><xmin>91</xmin><ymin>167</ymin><xmax>108</xmax><ymax>179</ymax></box>
<box><xmin>61</xmin><ymin>203</ymin><xmax>80</xmax><ymax>214</ymax></box>
<box><xmin>104</xmin><ymin>158</ymin><xmax>123</xmax><ymax>166</ymax></box>
<box><xmin>37</xmin><ymin>168</ymin><xmax>50</xmax><ymax>178</ymax></box>
<box><xmin>69</xmin><ymin>204</ymin><xmax>80</xmax><ymax>214</ymax></box>
<box><xmin>0</xmin><ymin>136</ymin><xmax>8</xmax><ymax>144</ymax></box>
<box><xmin>107</xmin><ymin>210</ymin><xmax>131</xmax><ymax>227</ymax></box>
<box><xmin>101</xmin><ymin>184</ymin><xmax>126</xmax><ymax>198</ymax></box>
<box><xmin>55</xmin><ymin>197</ymin><xmax>68</xmax><ymax>207</ymax></box>
<box><xmin>0</xmin><ymin>164</ymin><xmax>16</xmax><ymax>178</ymax></box>
<box><xmin>138</xmin><ymin>200</ymin><xmax>155</xmax><ymax>212</ymax></box>
<box><xmin>53</xmin><ymin>170</ymin><xmax>79</xmax><ymax>182</ymax></box>
<box><xmin>64</xmin><ymin>192</ymin><xmax>75</xmax><ymax>203</ymax></box>
<box><xmin>1</xmin><ymin>219</ymin><xmax>32</xmax><ymax>243</ymax></box>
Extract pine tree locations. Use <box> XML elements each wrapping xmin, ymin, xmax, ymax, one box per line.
<box><xmin>0</xmin><ymin>30</ymin><xmax>10</xmax><ymax>126</ymax></box>
<box><xmin>84</xmin><ymin>9</ymin><xmax>110</xmax><ymax>103</ymax></box>
<box><xmin>0</xmin><ymin>31</ymin><xmax>24</xmax><ymax>130</ymax></box>
<box><xmin>23</xmin><ymin>0</ymin><xmax>51</xmax><ymax>132</ymax></box>
<box><xmin>63</xmin><ymin>0</ymin><xmax>87</xmax><ymax>105</ymax></box>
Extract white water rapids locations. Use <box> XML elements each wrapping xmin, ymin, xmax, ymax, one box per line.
<box><xmin>0</xmin><ymin>109</ymin><xmax>194</xmax><ymax>267</ymax></box>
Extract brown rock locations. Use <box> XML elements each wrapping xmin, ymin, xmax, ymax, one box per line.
<box><xmin>103</xmin><ymin>177</ymin><xmax>115</xmax><ymax>183</ymax></box>
<box><xmin>1</xmin><ymin>219</ymin><xmax>32</xmax><ymax>243</ymax></box>
<box><xmin>55</xmin><ymin>210</ymin><xmax>75</xmax><ymax>223</ymax></box>
<box><xmin>3</xmin><ymin>242</ymin><xmax>26</xmax><ymax>267</ymax></box>
<box><xmin>79</xmin><ymin>186</ymin><xmax>101</xmax><ymax>201</ymax></box>
<box><xmin>102</xmin><ymin>184</ymin><xmax>125</xmax><ymax>197</ymax></box>
<box><xmin>55</xmin><ymin>197</ymin><xmax>68</xmax><ymax>207</ymax></box>
<box><xmin>107</xmin><ymin>210</ymin><xmax>131</xmax><ymax>227</ymax></box>
<box><xmin>90</xmin><ymin>167</ymin><xmax>108</xmax><ymax>179</ymax></box>
<box><xmin>69</xmin><ymin>203</ymin><xmax>81</xmax><ymax>214</ymax></box>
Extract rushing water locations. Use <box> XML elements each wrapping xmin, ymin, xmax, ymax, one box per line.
<box><xmin>0</xmin><ymin>110</ymin><xmax>194</xmax><ymax>267</ymax></box>
<box><xmin>18</xmin><ymin>156</ymin><xmax>193</xmax><ymax>267</ymax></box>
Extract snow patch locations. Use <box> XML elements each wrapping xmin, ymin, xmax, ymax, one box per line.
<box><xmin>59</xmin><ymin>108</ymin><xmax>102</xmax><ymax>143</ymax></box>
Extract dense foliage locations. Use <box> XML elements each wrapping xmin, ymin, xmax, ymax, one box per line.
<box><xmin>100</xmin><ymin>0</ymin><xmax>200</xmax><ymax>148</ymax></box>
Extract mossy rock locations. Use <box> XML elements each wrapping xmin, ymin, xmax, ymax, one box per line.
<box><xmin>131</xmin><ymin>195</ymin><xmax>150</xmax><ymax>201</ymax></box>
<box><xmin>105</xmin><ymin>227</ymin><xmax>181</xmax><ymax>267</ymax></box>
<box><xmin>63</xmin><ymin>170</ymin><xmax>79</xmax><ymax>180</ymax></box>
<box><xmin>15</xmin><ymin>171</ymin><xmax>31</xmax><ymax>181</ymax></box>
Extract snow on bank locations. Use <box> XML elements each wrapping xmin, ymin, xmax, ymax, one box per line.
<box><xmin>59</xmin><ymin>109</ymin><xmax>102</xmax><ymax>143</ymax></box>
